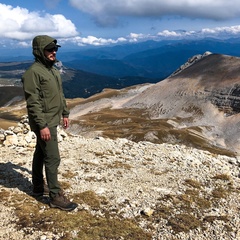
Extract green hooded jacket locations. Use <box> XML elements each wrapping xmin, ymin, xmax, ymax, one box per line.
<box><xmin>22</xmin><ymin>35</ymin><xmax>69</xmax><ymax>131</ymax></box>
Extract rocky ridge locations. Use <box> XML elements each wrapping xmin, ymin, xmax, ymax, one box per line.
<box><xmin>0</xmin><ymin>118</ymin><xmax>240</xmax><ymax>239</ymax></box>
<box><xmin>0</xmin><ymin>115</ymin><xmax>68</xmax><ymax>148</ymax></box>
<box><xmin>170</xmin><ymin>51</ymin><xmax>212</xmax><ymax>77</ymax></box>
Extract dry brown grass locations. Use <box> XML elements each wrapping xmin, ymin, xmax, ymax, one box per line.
<box><xmin>152</xmin><ymin>176</ymin><xmax>239</xmax><ymax>234</ymax></box>
<box><xmin>0</xmin><ymin>118</ymin><xmax>18</xmax><ymax>129</ymax></box>
<box><xmin>1</xmin><ymin>190</ymin><xmax>152</xmax><ymax>240</ymax></box>
<box><xmin>0</xmin><ymin>107</ymin><xmax>26</xmax><ymax>129</ymax></box>
<box><xmin>0</xmin><ymin>168</ymin><xmax>239</xmax><ymax>238</ymax></box>
<box><xmin>71</xmin><ymin>107</ymin><xmax>236</xmax><ymax>157</ymax></box>
<box><xmin>0</xmin><ymin>91</ymin><xmax>236</xmax><ymax>157</ymax></box>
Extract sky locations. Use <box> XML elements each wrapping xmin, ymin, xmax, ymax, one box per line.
<box><xmin>1</xmin><ymin>0</ymin><xmax>240</xmax><ymax>49</ymax></box>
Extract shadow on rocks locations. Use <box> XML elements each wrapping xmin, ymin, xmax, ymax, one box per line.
<box><xmin>0</xmin><ymin>162</ymin><xmax>49</xmax><ymax>204</ymax></box>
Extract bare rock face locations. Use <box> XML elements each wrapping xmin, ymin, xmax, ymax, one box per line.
<box><xmin>176</xmin><ymin>53</ymin><xmax>240</xmax><ymax>116</ymax></box>
<box><xmin>208</xmin><ymin>84</ymin><xmax>240</xmax><ymax>115</ymax></box>
<box><xmin>124</xmin><ymin>54</ymin><xmax>240</xmax><ymax>115</ymax></box>
<box><xmin>170</xmin><ymin>51</ymin><xmax>212</xmax><ymax>77</ymax></box>
<box><xmin>120</xmin><ymin>54</ymin><xmax>240</xmax><ymax>153</ymax></box>
<box><xmin>68</xmin><ymin>53</ymin><xmax>240</xmax><ymax>154</ymax></box>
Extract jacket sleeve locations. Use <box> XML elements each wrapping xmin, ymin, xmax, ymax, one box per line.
<box><xmin>22</xmin><ymin>70</ymin><xmax>48</xmax><ymax>130</ymax></box>
<box><xmin>55</xmin><ymin>69</ymin><xmax>70</xmax><ymax>118</ymax></box>
<box><xmin>62</xmin><ymin>94</ymin><xmax>69</xmax><ymax>118</ymax></box>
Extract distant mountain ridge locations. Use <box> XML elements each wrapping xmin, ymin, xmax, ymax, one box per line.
<box><xmin>2</xmin><ymin>37</ymin><xmax>240</xmax><ymax>104</ymax></box>
<box><xmin>1</xmin><ymin>37</ymin><xmax>240</xmax><ymax>80</ymax></box>
<box><xmin>61</xmin><ymin>37</ymin><xmax>240</xmax><ymax>79</ymax></box>
<box><xmin>0</xmin><ymin>60</ymin><xmax>157</xmax><ymax>106</ymax></box>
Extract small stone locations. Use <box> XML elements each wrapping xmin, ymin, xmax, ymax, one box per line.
<box><xmin>13</xmin><ymin>126</ymin><xmax>22</xmax><ymax>134</ymax></box>
<box><xmin>140</xmin><ymin>207</ymin><xmax>154</xmax><ymax>217</ymax></box>
<box><xmin>0</xmin><ymin>133</ymin><xmax>5</xmax><ymax>141</ymax></box>
<box><xmin>3</xmin><ymin>135</ymin><xmax>18</xmax><ymax>146</ymax></box>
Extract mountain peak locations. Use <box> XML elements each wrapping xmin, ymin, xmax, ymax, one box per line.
<box><xmin>66</xmin><ymin>53</ymin><xmax>240</xmax><ymax>154</ymax></box>
<box><xmin>170</xmin><ymin>51</ymin><xmax>212</xmax><ymax>77</ymax></box>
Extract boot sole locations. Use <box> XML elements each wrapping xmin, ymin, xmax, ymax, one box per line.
<box><xmin>49</xmin><ymin>202</ymin><xmax>78</xmax><ymax>211</ymax></box>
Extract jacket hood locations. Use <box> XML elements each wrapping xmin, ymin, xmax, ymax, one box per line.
<box><xmin>32</xmin><ymin>35</ymin><xmax>59</xmax><ymax>67</ymax></box>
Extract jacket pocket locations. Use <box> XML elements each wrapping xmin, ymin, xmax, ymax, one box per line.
<box><xmin>39</xmin><ymin>90</ymin><xmax>48</xmax><ymax>112</ymax></box>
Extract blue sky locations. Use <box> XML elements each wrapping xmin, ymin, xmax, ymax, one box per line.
<box><xmin>1</xmin><ymin>0</ymin><xmax>240</xmax><ymax>49</ymax></box>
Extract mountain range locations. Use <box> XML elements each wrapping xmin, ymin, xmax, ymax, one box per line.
<box><xmin>2</xmin><ymin>37</ymin><xmax>240</xmax><ymax>100</ymax></box>
<box><xmin>61</xmin><ymin>38</ymin><xmax>240</xmax><ymax>79</ymax></box>
<box><xmin>61</xmin><ymin>52</ymin><xmax>240</xmax><ymax>155</ymax></box>
<box><xmin>1</xmin><ymin>38</ymin><xmax>240</xmax><ymax>154</ymax></box>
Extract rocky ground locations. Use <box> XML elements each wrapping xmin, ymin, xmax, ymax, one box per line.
<box><xmin>0</xmin><ymin>126</ymin><xmax>240</xmax><ymax>239</ymax></box>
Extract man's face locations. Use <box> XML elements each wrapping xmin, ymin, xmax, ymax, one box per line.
<box><xmin>44</xmin><ymin>47</ymin><xmax>58</xmax><ymax>61</ymax></box>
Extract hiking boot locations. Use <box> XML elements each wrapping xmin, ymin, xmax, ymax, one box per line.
<box><xmin>33</xmin><ymin>182</ymin><xmax>49</xmax><ymax>197</ymax></box>
<box><xmin>49</xmin><ymin>191</ymin><xmax>78</xmax><ymax>211</ymax></box>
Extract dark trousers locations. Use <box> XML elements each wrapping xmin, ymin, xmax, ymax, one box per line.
<box><xmin>33</xmin><ymin>127</ymin><xmax>61</xmax><ymax>198</ymax></box>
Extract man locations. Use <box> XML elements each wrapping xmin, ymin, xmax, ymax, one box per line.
<box><xmin>22</xmin><ymin>35</ymin><xmax>78</xmax><ymax>211</ymax></box>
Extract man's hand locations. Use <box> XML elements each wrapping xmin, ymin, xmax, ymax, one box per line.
<box><xmin>63</xmin><ymin>117</ymin><xmax>69</xmax><ymax>129</ymax></box>
<box><xmin>40</xmin><ymin>127</ymin><xmax>51</xmax><ymax>141</ymax></box>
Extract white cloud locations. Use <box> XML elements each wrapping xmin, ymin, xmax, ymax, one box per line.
<box><xmin>69</xmin><ymin>0</ymin><xmax>240</xmax><ymax>27</ymax></box>
<box><xmin>63</xmin><ymin>35</ymin><xmax>127</xmax><ymax>46</ymax></box>
<box><xmin>66</xmin><ymin>25</ymin><xmax>240</xmax><ymax>47</ymax></box>
<box><xmin>18</xmin><ymin>41</ymin><xmax>30</xmax><ymax>47</ymax></box>
<box><xmin>157</xmin><ymin>30</ymin><xmax>184</xmax><ymax>37</ymax></box>
<box><xmin>1</xmin><ymin>2</ymin><xmax>240</xmax><ymax>48</ymax></box>
<box><xmin>5</xmin><ymin>24</ymin><xmax>240</xmax><ymax>49</ymax></box>
<box><xmin>202</xmin><ymin>25</ymin><xmax>240</xmax><ymax>35</ymax></box>
<box><xmin>0</xmin><ymin>3</ymin><xmax>78</xmax><ymax>41</ymax></box>
<box><xmin>128</xmin><ymin>33</ymin><xmax>148</xmax><ymax>42</ymax></box>
<box><xmin>156</xmin><ymin>25</ymin><xmax>240</xmax><ymax>39</ymax></box>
